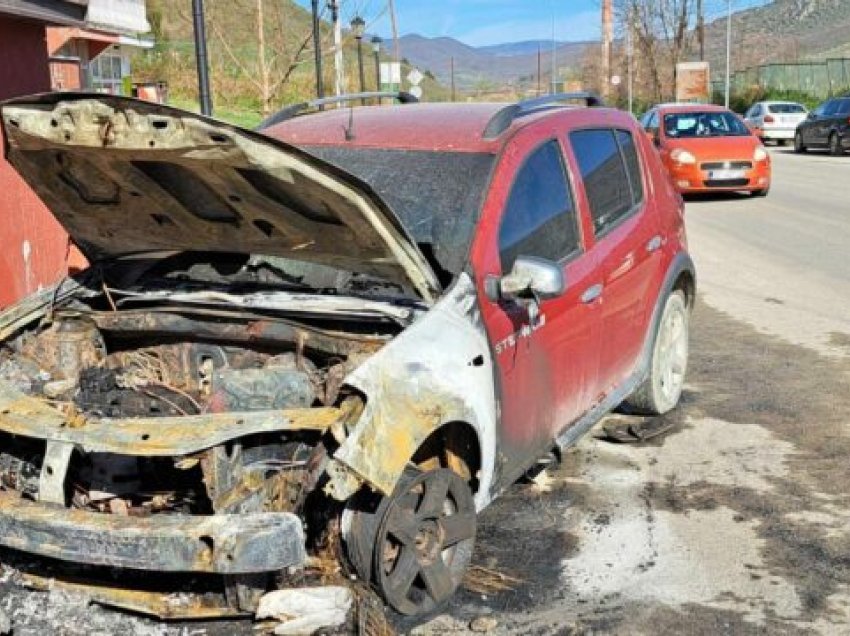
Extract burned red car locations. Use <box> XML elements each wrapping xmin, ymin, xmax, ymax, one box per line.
<box><xmin>0</xmin><ymin>92</ymin><xmax>694</xmax><ymax>619</ymax></box>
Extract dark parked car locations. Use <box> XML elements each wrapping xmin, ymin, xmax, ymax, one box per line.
<box><xmin>794</xmin><ymin>96</ymin><xmax>850</xmax><ymax>155</ymax></box>
<box><xmin>0</xmin><ymin>92</ymin><xmax>694</xmax><ymax>620</ymax></box>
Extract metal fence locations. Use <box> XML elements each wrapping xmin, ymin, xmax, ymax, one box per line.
<box><xmin>711</xmin><ymin>58</ymin><xmax>850</xmax><ymax>99</ymax></box>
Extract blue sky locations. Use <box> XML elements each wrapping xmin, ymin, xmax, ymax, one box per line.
<box><xmin>295</xmin><ymin>0</ymin><xmax>773</xmax><ymax>48</ymax></box>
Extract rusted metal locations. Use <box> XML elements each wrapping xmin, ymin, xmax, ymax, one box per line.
<box><xmin>93</xmin><ymin>310</ymin><xmax>388</xmax><ymax>358</ymax></box>
<box><xmin>0</xmin><ymin>489</ymin><xmax>306</xmax><ymax>574</ymax></box>
<box><xmin>0</xmin><ymin>381</ymin><xmax>342</xmax><ymax>456</ymax></box>
<box><xmin>21</xmin><ymin>574</ymin><xmax>248</xmax><ymax>620</ymax></box>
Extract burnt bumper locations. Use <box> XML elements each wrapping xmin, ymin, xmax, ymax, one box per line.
<box><xmin>0</xmin><ymin>491</ymin><xmax>306</xmax><ymax>574</ymax></box>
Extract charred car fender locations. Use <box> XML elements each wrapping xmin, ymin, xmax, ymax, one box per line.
<box><xmin>332</xmin><ymin>273</ymin><xmax>498</xmax><ymax>510</ymax></box>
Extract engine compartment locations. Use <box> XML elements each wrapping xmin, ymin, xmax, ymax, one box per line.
<box><xmin>1</xmin><ymin>312</ymin><xmax>360</xmax><ymax>419</ymax></box>
<box><xmin>0</xmin><ymin>300</ymin><xmax>386</xmax><ymax>523</ymax></box>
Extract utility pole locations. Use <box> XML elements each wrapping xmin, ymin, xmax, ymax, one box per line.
<box><xmin>450</xmin><ymin>56</ymin><xmax>456</xmax><ymax>101</ymax></box>
<box><xmin>329</xmin><ymin>0</ymin><xmax>344</xmax><ymax>97</ymax></box>
<box><xmin>191</xmin><ymin>0</ymin><xmax>213</xmax><ymax>116</ymax></box>
<box><xmin>725</xmin><ymin>0</ymin><xmax>732</xmax><ymax>108</ymax></box>
<box><xmin>626</xmin><ymin>8</ymin><xmax>634</xmax><ymax>114</ymax></box>
<box><xmin>551</xmin><ymin>10</ymin><xmax>557</xmax><ymax>94</ymax></box>
<box><xmin>388</xmin><ymin>0</ymin><xmax>401</xmax><ymax>90</ymax></box>
<box><xmin>310</xmin><ymin>0</ymin><xmax>324</xmax><ymax>100</ymax></box>
<box><xmin>601</xmin><ymin>0</ymin><xmax>613</xmax><ymax>100</ymax></box>
<box><xmin>537</xmin><ymin>44</ymin><xmax>542</xmax><ymax>97</ymax></box>
<box><xmin>697</xmin><ymin>0</ymin><xmax>705</xmax><ymax>61</ymax></box>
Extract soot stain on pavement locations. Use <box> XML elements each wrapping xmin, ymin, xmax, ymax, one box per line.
<box><xmin>601</xmin><ymin>300</ymin><xmax>850</xmax><ymax>631</ymax></box>
<box><xmin>452</xmin><ymin>299</ymin><xmax>850</xmax><ymax>634</ymax></box>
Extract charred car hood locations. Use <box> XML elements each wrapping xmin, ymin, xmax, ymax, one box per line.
<box><xmin>0</xmin><ymin>93</ymin><xmax>440</xmax><ymax>302</ymax></box>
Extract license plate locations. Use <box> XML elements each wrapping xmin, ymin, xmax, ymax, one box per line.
<box><xmin>708</xmin><ymin>169</ymin><xmax>745</xmax><ymax>180</ymax></box>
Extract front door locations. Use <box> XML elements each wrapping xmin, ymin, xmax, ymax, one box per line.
<box><xmin>472</xmin><ymin>132</ymin><xmax>601</xmax><ymax>488</ymax></box>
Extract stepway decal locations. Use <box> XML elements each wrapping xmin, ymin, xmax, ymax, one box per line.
<box><xmin>495</xmin><ymin>314</ymin><xmax>547</xmax><ymax>356</ymax></box>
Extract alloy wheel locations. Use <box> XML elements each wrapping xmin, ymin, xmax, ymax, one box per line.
<box><xmin>375</xmin><ymin>469</ymin><xmax>476</xmax><ymax>616</ymax></box>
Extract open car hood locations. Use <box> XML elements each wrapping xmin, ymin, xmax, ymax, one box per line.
<box><xmin>0</xmin><ymin>94</ymin><xmax>440</xmax><ymax>302</ymax></box>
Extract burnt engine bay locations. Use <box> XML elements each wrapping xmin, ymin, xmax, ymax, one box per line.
<box><xmin>0</xmin><ymin>308</ymin><xmax>370</xmax><ymax>518</ymax></box>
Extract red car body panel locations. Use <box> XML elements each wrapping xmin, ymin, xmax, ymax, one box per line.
<box><xmin>272</xmin><ymin>102</ymin><xmax>691</xmax><ymax>487</ymax></box>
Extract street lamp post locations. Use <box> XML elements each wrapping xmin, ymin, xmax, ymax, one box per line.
<box><xmin>311</xmin><ymin>0</ymin><xmax>324</xmax><ymax>100</ymax></box>
<box><xmin>351</xmin><ymin>16</ymin><xmax>367</xmax><ymax>105</ymax></box>
<box><xmin>371</xmin><ymin>36</ymin><xmax>383</xmax><ymax>104</ymax></box>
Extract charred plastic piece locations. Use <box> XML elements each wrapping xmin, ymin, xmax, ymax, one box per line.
<box><xmin>209</xmin><ymin>354</ymin><xmax>316</xmax><ymax>412</ymax></box>
<box><xmin>22</xmin><ymin>316</ymin><xmax>105</xmax><ymax>382</ymax></box>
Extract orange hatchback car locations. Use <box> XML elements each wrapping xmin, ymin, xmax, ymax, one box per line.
<box><xmin>641</xmin><ymin>104</ymin><xmax>771</xmax><ymax>197</ymax></box>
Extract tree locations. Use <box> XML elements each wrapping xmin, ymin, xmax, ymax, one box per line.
<box><xmin>615</xmin><ymin>0</ymin><xmax>698</xmax><ymax>102</ymax></box>
<box><xmin>201</xmin><ymin>0</ymin><xmax>315</xmax><ymax>116</ymax></box>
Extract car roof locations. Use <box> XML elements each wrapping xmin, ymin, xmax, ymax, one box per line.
<box><xmin>262</xmin><ymin>102</ymin><xmax>628</xmax><ymax>154</ymax></box>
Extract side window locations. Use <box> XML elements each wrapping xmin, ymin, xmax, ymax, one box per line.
<box><xmin>823</xmin><ymin>100</ymin><xmax>839</xmax><ymax>116</ymax></box>
<box><xmin>570</xmin><ymin>129</ymin><xmax>643</xmax><ymax>236</ymax></box>
<box><xmin>837</xmin><ymin>100</ymin><xmax>850</xmax><ymax>116</ymax></box>
<box><xmin>498</xmin><ymin>140</ymin><xmax>580</xmax><ymax>271</ymax></box>
<box><xmin>646</xmin><ymin>110</ymin><xmax>659</xmax><ymax>130</ymax></box>
<box><xmin>616</xmin><ymin>130</ymin><xmax>644</xmax><ymax>206</ymax></box>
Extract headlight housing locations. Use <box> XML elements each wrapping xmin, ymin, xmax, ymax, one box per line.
<box><xmin>754</xmin><ymin>147</ymin><xmax>769</xmax><ymax>162</ymax></box>
<box><xmin>671</xmin><ymin>149</ymin><xmax>697</xmax><ymax>165</ymax></box>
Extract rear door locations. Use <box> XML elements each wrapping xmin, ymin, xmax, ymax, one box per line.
<box><xmin>814</xmin><ymin>100</ymin><xmax>838</xmax><ymax>145</ymax></box>
<box><xmin>474</xmin><ymin>132</ymin><xmax>600</xmax><ymax>486</ymax></box>
<box><xmin>568</xmin><ymin>127</ymin><xmax>663</xmax><ymax>396</ymax></box>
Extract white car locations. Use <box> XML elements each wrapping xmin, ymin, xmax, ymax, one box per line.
<box><xmin>744</xmin><ymin>101</ymin><xmax>808</xmax><ymax>145</ymax></box>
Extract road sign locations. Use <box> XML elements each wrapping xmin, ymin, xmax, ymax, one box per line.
<box><xmin>611</xmin><ymin>75</ymin><xmax>621</xmax><ymax>86</ymax></box>
<box><xmin>407</xmin><ymin>68</ymin><xmax>424</xmax><ymax>86</ymax></box>
<box><xmin>409</xmin><ymin>85</ymin><xmax>423</xmax><ymax>99</ymax></box>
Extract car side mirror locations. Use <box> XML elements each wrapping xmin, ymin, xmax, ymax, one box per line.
<box><xmin>486</xmin><ymin>256</ymin><xmax>566</xmax><ymax>303</ymax></box>
<box><xmin>645</xmin><ymin>129</ymin><xmax>659</xmax><ymax>145</ymax></box>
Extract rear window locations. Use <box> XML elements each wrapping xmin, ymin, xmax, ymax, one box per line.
<box><xmin>663</xmin><ymin>111</ymin><xmax>750</xmax><ymax>138</ymax></box>
<box><xmin>767</xmin><ymin>103</ymin><xmax>806</xmax><ymax>114</ymax></box>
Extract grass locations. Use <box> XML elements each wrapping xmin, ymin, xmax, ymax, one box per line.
<box><xmin>167</xmin><ymin>95</ymin><xmax>264</xmax><ymax>129</ymax></box>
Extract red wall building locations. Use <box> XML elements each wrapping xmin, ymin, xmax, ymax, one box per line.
<box><xmin>0</xmin><ymin>1</ymin><xmax>148</xmax><ymax>308</ymax></box>
<box><xmin>0</xmin><ymin>9</ymin><xmax>87</xmax><ymax>307</ymax></box>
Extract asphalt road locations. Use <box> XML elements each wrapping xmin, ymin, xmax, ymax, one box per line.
<box><xmin>2</xmin><ymin>148</ymin><xmax>849</xmax><ymax>635</ymax></box>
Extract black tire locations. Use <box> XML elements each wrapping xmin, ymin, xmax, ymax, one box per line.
<box><xmin>344</xmin><ymin>467</ymin><xmax>476</xmax><ymax>616</ymax></box>
<box><xmin>752</xmin><ymin>188</ymin><xmax>769</xmax><ymax>198</ymax></box>
<box><xmin>777</xmin><ymin>139</ymin><xmax>787</xmax><ymax>147</ymax></box>
<box><xmin>624</xmin><ymin>291</ymin><xmax>690</xmax><ymax>416</ymax></box>
<box><xmin>829</xmin><ymin>133</ymin><xmax>844</xmax><ymax>156</ymax></box>
<box><xmin>794</xmin><ymin>132</ymin><xmax>807</xmax><ymax>153</ymax></box>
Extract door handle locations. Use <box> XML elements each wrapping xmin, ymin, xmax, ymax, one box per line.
<box><xmin>581</xmin><ymin>284</ymin><xmax>603</xmax><ymax>304</ymax></box>
<box><xmin>646</xmin><ymin>235</ymin><xmax>663</xmax><ymax>253</ymax></box>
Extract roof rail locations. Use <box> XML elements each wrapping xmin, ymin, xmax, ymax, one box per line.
<box><xmin>482</xmin><ymin>92</ymin><xmax>604</xmax><ymax>140</ymax></box>
<box><xmin>257</xmin><ymin>91</ymin><xmax>420</xmax><ymax>130</ymax></box>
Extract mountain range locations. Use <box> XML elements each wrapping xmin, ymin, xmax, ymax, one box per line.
<box><xmin>396</xmin><ymin>0</ymin><xmax>850</xmax><ymax>91</ymax></box>
<box><xmin>395</xmin><ymin>34</ymin><xmax>590</xmax><ymax>90</ymax></box>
